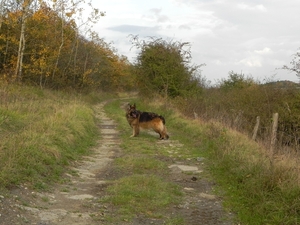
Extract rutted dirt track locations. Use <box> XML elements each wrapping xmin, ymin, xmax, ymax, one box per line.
<box><xmin>0</xmin><ymin>100</ymin><xmax>234</xmax><ymax>225</ymax></box>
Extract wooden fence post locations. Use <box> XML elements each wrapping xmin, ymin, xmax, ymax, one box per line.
<box><xmin>270</xmin><ymin>113</ymin><xmax>279</xmax><ymax>157</ymax></box>
<box><xmin>252</xmin><ymin>116</ymin><xmax>260</xmax><ymax>141</ymax></box>
<box><xmin>193</xmin><ymin>111</ymin><xmax>198</xmax><ymax>120</ymax></box>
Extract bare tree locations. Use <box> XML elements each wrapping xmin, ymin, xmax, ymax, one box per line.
<box><xmin>282</xmin><ymin>48</ymin><xmax>300</xmax><ymax>79</ymax></box>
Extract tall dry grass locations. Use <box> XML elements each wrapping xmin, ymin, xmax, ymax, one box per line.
<box><xmin>204</xmin><ymin>122</ymin><xmax>300</xmax><ymax>224</ymax></box>
<box><xmin>0</xmin><ymin>83</ymin><xmax>99</xmax><ymax>189</ymax></box>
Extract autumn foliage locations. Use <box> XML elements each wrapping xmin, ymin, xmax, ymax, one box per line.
<box><xmin>0</xmin><ymin>0</ymin><xmax>133</xmax><ymax>90</ymax></box>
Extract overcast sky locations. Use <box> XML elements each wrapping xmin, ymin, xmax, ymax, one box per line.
<box><xmin>90</xmin><ymin>0</ymin><xmax>300</xmax><ymax>84</ymax></box>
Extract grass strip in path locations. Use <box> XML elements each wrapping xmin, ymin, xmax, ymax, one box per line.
<box><xmin>100</xmin><ymin>98</ymin><xmax>233</xmax><ymax>224</ymax></box>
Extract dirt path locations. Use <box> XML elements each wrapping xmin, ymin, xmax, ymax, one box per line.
<box><xmin>0</xmin><ymin>100</ymin><xmax>234</xmax><ymax>225</ymax></box>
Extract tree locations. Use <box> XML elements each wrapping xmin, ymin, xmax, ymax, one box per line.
<box><xmin>282</xmin><ymin>48</ymin><xmax>300</xmax><ymax>78</ymax></box>
<box><xmin>130</xmin><ymin>35</ymin><xmax>205</xmax><ymax>99</ymax></box>
<box><xmin>218</xmin><ymin>71</ymin><xmax>255</xmax><ymax>91</ymax></box>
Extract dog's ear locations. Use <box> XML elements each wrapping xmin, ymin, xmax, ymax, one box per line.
<box><xmin>127</xmin><ymin>103</ymin><xmax>136</xmax><ymax>110</ymax></box>
<box><xmin>133</xmin><ymin>103</ymin><xmax>136</xmax><ymax>108</ymax></box>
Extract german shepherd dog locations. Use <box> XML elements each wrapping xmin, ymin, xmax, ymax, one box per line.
<box><xmin>126</xmin><ymin>103</ymin><xmax>169</xmax><ymax>140</ymax></box>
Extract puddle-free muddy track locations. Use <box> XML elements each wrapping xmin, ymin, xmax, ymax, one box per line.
<box><xmin>0</xmin><ymin>100</ymin><xmax>234</xmax><ymax>225</ymax></box>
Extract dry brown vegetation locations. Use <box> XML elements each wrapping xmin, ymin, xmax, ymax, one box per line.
<box><xmin>173</xmin><ymin>77</ymin><xmax>300</xmax><ymax>155</ymax></box>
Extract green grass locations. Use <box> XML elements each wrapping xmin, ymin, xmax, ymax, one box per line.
<box><xmin>201</xmin><ymin>125</ymin><xmax>300</xmax><ymax>225</ymax></box>
<box><xmin>102</xmin><ymin>174</ymin><xmax>182</xmax><ymax>220</ymax></box>
<box><xmin>115</xmin><ymin>155</ymin><xmax>169</xmax><ymax>175</ymax></box>
<box><xmin>2</xmin><ymin>85</ymin><xmax>299</xmax><ymax>224</ymax></box>
<box><xmin>166</xmin><ymin>102</ymin><xmax>300</xmax><ymax>224</ymax></box>
<box><xmin>102</xmin><ymin>98</ymin><xmax>185</xmax><ymax>223</ymax></box>
<box><xmin>168</xmin><ymin>111</ymin><xmax>300</xmax><ymax>224</ymax></box>
<box><xmin>0</xmin><ymin>83</ymin><xmax>105</xmax><ymax>189</ymax></box>
<box><xmin>105</xmin><ymin>97</ymin><xmax>300</xmax><ymax>225</ymax></box>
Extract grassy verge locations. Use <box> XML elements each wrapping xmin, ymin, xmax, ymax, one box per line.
<box><xmin>104</xmin><ymin>97</ymin><xmax>300</xmax><ymax>225</ymax></box>
<box><xmin>0</xmin><ymin>84</ymin><xmax>106</xmax><ymax>189</ymax></box>
<box><xmin>160</xmin><ymin>99</ymin><xmax>300</xmax><ymax>224</ymax></box>
<box><xmin>205</xmin><ymin>125</ymin><xmax>300</xmax><ymax>225</ymax></box>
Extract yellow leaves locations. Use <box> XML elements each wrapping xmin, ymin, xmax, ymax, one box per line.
<box><xmin>27</xmin><ymin>47</ymin><xmax>53</xmax><ymax>77</ymax></box>
<box><xmin>82</xmin><ymin>69</ymin><xmax>97</xmax><ymax>86</ymax></box>
<box><xmin>7</xmin><ymin>11</ymin><xmax>22</xmax><ymax>23</ymax></box>
<box><xmin>83</xmin><ymin>69</ymin><xmax>93</xmax><ymax>81</ymax></box>
<box><xmin>32</xmin><ymin>9</ymin><xmax>48</xmax><ymax>21</ymax></box>
<box><xmin>24</xmin><ymin>0</ymin><xmax>34</xmax><ymax>7</ymax></box>
<box><xmin>68</xmin><ymin>19</ymin><xmax>76</xmax><ymax>28</ymax></box>
<box><xmin>65</xmin><ymin>10</ymin><xmax>75</xmax><ymax>18</ymax></box>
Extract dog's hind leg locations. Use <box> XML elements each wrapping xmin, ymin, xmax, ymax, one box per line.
<box><xmin>154</xmin><ymin>123</ymin><xmax>169</xmax><ymax>140</ymax></box>
<box><xmin>154</xmin><ymin>128</ymin><xmax>164</xmax><ymax>140</ymax></box>
<box><xmin>160</xmin><ymin>126</ymin><xmax>169</xmax><ymax>140</ymax></box>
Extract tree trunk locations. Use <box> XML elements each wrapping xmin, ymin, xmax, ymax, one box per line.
<box><xmin>0</xmin><ymin>0</ymin><xmax>5</xmax><ymax>31</ymax></box>
<box><xmin>52</xmin><ymin>30</ymin><xmax>64</xmax><ymax>81</ymax></box>
<box><xmin>14</xmin><ymin>0</ymin><xmax>32</xmax><ymax>82</ymax></box>
<box><xmin>52</xmin><ymin>1</ymin><xmax>65</xmax><ymax>82</ymax></box>
<box><xmin>15</xmin><ymin>10</ymin><xmax>26</xmax><ymax>81</ymax></box>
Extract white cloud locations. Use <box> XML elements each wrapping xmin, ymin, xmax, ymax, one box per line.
<box><xmin>238</xmin><ymin>58</ymin><xmax>263</xmax><ymax>68</ymax></box>
<box><xmin>212</xmin><ymin>59</ymin><xmax>227</xmax><ymax>66</ymax></box>
<box><xmin>179</xmin><ymin>24</ymin><xmax>191</xmax><ymax>30</ymax></box>
<box><xmin>237</xmin><ymin>3</ymin><xmax>267</xmax><ymax>12</ymax></box>
<box><xmin>254</xmin><ymin>48</ymin><xmax>273</xmax><ymax>55</ymax></box>
<box><xmin>142</xmin><ymin>8</ymin><xmax>170</xmax><ymax>23</ymax></box>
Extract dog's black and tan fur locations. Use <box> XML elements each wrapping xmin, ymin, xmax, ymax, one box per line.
<box><xmin>126</xmin><ymin>103</ymin><xmax>169</xmax><ymax>140</ymax></box>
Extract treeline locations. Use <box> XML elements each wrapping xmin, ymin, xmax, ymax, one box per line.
<box><xmin>0</xmin><ymin>0</ymin><xmax>133</xmax><ymax>90</ymax></box>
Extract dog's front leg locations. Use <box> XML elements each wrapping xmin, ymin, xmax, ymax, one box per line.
<box><xmin>130</xmin><ymin>125</ymin><xmax>138</xmax><ymax>137</ymax></box>
<box><xmin>130</xmin><ymin>127</ymin><xmax>135</xmax><ymax>137</ymax></box>
<box><xmin>135</xmin><ymin>126</ymin><xmax>140</xmax><ymax>136</ymax></box>
<box><xmin>130</xmin><ymin>125</ymin><xmax>139</xmax><ymax>137</ymax></box>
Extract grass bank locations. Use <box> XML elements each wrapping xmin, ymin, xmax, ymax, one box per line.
<box><xmin>206</xmin><ymin>125</ymin><xmax>300</xmax><ymax>225</ymax></box>
<box><xmin>0</xmin><ymin>83</ymin><xmax>105</xmax><ymax>189</ymax></box>
<box><xmin>105</xmin><ymin>98</ymin><xmax>300</xmax><ymax>225</ymax></box>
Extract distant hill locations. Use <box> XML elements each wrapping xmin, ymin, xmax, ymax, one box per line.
<box><xmin>264</xmin><ymin>80</ymin><xmax>300</xmax><ymax>88</ymax></box>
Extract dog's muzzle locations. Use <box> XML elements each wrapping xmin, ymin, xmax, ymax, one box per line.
<box><xmin>130</xmin><ymin>111</ymin><xmax>138</xmax><ymax>118</ymax></box>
